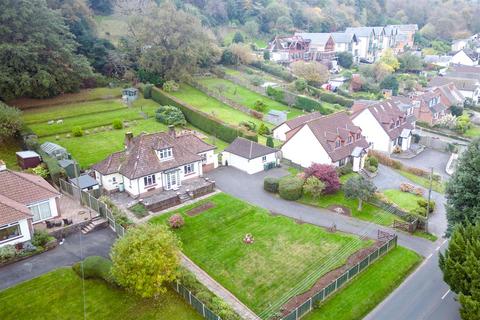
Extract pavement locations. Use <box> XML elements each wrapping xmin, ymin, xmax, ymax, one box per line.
<box><xmin>0</xmin><ymin>228</ymin><xmax>116</xmax><ymax>291</ymax></box>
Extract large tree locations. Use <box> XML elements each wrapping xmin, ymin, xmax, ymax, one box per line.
<box><xmin>343</xmin><ymin>176</ymin><xmax>377</xmax><ymax>210</ymax></box>
<box><xmin>445</xmin><ymin>138</ymin><xmax>480</xmax><ymax>235</ymax></box>
<box><xmin>111</xmin><ymin>224</ymin><xmax>181</xmax><ymax>298</ymax></box>
<box><xmin>291</xmin><ymin>61</ymin><xmax>329</xmax><ymax>86</ymax></box>
<box><xmin>439</xmin><ymin>223</ymin><xmax>480</xmax><ymax>320</ymax></box>
<box><xmin>0</xmin><ymin>0</ymin><xmax>93</xmax><ymax>100</ymax></box>
<box><xmin>127</xmin><ymin>2</ymin><xmax>220</xmax><ymax>81</ymax></box>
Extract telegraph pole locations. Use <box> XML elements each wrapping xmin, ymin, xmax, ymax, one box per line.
<box><xmin>425</xmin><ymin>167</ymin><xmax>433</xmax><ymax>234</ymax></box>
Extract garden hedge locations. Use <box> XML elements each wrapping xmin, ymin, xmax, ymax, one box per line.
<box><xmin>314</xmin><ymin>88</ymin><xmax>354</xmax><ymax>108</ymax></box>
<box><xmin>278</xmin><ymin>176</ymin><xmax>304</xmax><ymax>201</ymax></box>
<box><xmin>266</xmin><ymin>86</ymin><xmax>332</xmax><ymax>114</ymax></box>
<box><xmin>264</xmin><ymin>177</ymin><xmax>280</xmax><ymax>193</ymax></box>
<box><xmin>72</xmin><ymin>256</ymin><xmax>114</xmax><ymax>284</ymax></box>
<box><xmin>250</xmin><ymin>61</ymin><xmax>295</xmax><ymax>82</ymax></box>
<box><xmin>151</xmin><ymin>87</ymin><xmax>257</xmax><ymax>143</ymax></box>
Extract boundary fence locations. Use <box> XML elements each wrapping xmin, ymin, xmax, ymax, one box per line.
<box><xmin>58</xmin><ymin>179</ymin><xmax>125</xmax><ymax>237</ymax></box>
<box><xmin>282</xmin><ymin>235</ymin><xmax>398</xmax><ymax>320</ymax></box>
<box><xmin>173</xmin><ymin>282</ymin><xmax>223</xmax><ymax>320</ymax></box>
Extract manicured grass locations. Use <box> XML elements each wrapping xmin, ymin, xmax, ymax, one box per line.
<box><xmin>0</xmin><ymin>137</ymin><xmax>22</xmax><ymax>170</ymax></box>
<box><xmin>8</xmin><ymin>87</ymin><xmax>122</xmax><ymax>109</ymax></box>
<box><xmin>169</xmin><ymin>83</ymin><xmax>271</xmax><ymax>128</ymax></box>
<box><xmin>395</xmin><ymin>170</ymin><xmax>446</xmax><ymax>194</ymax></box>
<box><xmin>196</xmin><ymin>77</ymin><xmax>304</xmax><ymax>119</ymax></box>
<box><xmin>0</xmin><ymin>268</ymin><xmax>202</xmax><ymax>320</ymax></box>
<box><xmin>303</xmin><ymin>246</ymin><xmax>421</xmax><ymax>320</ymax></box>
<box><xmin>150</xmin><ymin>193</ymin><xmax>372</xmax><ymax>316</ymax></box>
<box><xmin>383</xmin><ymin>189</ymin><xmax>423</xmax><ymax>212</ymax></box>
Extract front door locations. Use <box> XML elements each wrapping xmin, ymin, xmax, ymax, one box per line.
<box><xmin>165</xmin><ymin>171</ymin><xmax>180</xmax><ymax>190</ymax></box>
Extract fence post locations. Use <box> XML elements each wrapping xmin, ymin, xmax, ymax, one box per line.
<box><xmin>309</xmin><ymin>297</ymin><xmax>312</xmax><ymax>311</ymax></box>
<box><xmin>189</xmin><ymin>290</ymin><xmax>192</xmax><ymax>304</ymax></box>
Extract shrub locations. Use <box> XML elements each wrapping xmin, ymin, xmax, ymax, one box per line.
<box><xmin>250</xmin><ymin>76</ymin><xmax>263</xmax><ymax>86</ymax></box>
<box><xmin>129</xmin><ymin>203</ymin><xmax>149</xmax><ymax>218</ymax></box>
<box><xmin>264</xmin><ymin>177</ymin><xmax>279</xmax><ymax>193</ymax></box>
<box><xmin>295</xmin><ymin>95</ymin><xmax>328</xmax><ymax>113</ymax></box>
<box><xmin>312</xmin><ymin>88</ymin><xmax>354</xmax><ymax>108</ymax></box>
<box><xmin>162</xmin><ymin>80</ymin><xmax>179</xmax><ymax>92</ymax></box>
<box><xmin>304</xmin><ymin>163</ymin><xmax>341</xmax><ymax>194</ymax></box>
<box><xmin>168</xmin><ymin>214</ymin><xmax>185</xmax><ymax>229</ymax></box>
<box><xmin>112</xmin><ymin>119</ymin><xmax>123</xmax><ymax>129</ymax></box>
<box><xmin>250</xmin><ymin>61</ymin><xmax>295</xmax><ymax>82</ymax></box>
<box><xmin>72</xmin><ymin>256</ymin><xmax>114</xmax><ymax>283</ymax></box>
<box><xmin>71</xmin><ymin>126</ymin><xmax>83</xmax><ymax>137</ymax></box>
<box><xmin>266</xmin><ymin>86</ymin><xmax>285</xmax><ymax>104</ymax></box>
<box><xmin>266</xmin><ymin>136</ymin><xmax>274</xmax><ymax>148</ymax></box>
<box><xmin>30</xmin><ymin>164</ymin><xmax>49</xmax><ymax>178</ymax></box>
<box><xmin>258</xmin><ymin>123</ymin><xmax>270</xmax><ymax>136</ymax></box>
<box><xmin>366</xmin><ymin>165</ymin><xmax>378</xmax><ymax>173</ymax></box>
<box><xmin>294</xmin><ymin>79</ymin><xmax>308</xmax><ymax>92</ymax></box>
<box><xmin>99</xmin><ymin>196</ymin><xmax>133</xmax><ymax>227</ymax></box>
<box><xmin>278</xmin><ymin>176</ymin><xmax>304</xmax><ymax>200</ymax></box>
<box><xmin>155</xmin><ymin>105</ymin><xmax>187</xmax><ymax>126</ymax></box>
<box><xmin>31</xmin><ymin>230</ymin><xmax>52</xmax><ymax>247</ymax></box>
<box><xmin>366</xmin><ymin>156</ymin><xmax>378</xmax><ymax>168</ymax></box>
<box><xmin>0</xmin><ymin>245</ymin><xmax>16</xmax><ymax>262</ymax></box>
<box><xmin>302</xmin><ymin>176</ymin><xmax>325</xmax><ymax>199</ymax></box>
<box><xmin>417</xmin><ymin>198</ymin><xmax>435</xmax><ymax>213</ymax></box>
<box><xmin>336</xmin><ymin>163</ymin><xmax>353</xmax><ymax>176</ymax></box>
<box><xmin>144</xmin><ymin>84</ymin><xmax>153</xmax><ymax>99</ymax></box>
<box><xmin>368</xmin><ymin>150</ymin><xmax>403</xmax><ymax>169</ymax></box>
<box><xmin>400</xmin><ymin>183</ymin><xmax>415</xmax><ymax>193</ymax></box>
<box><xmin>253</xmin><ymin>100</ymin><xmax>267</xmax><ymax>112</ymax></box>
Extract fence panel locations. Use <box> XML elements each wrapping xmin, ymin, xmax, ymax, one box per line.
<box><xmin>358</xmin><ymin>256</ymin><xmax>370</xmax><ymax>272</ymax></box>
<box><xmin>297</xmin><ymin>299</ymin><xmax>311</xmax><ymax>318</ymax></box>
<box><xmin>283</xmin><ymin>311</ymin><xmax>297</xmax><ymax>320</ymax></box>
<box><xmin>348</xmin><ymin>264</ymin><xmax>360</xmax><ymax>279</ymax></box>
<box><xmin>173</xmin><ymin>282</ymin><xmax>222</xmax><ymax>320</ymax></box>
<box><xmin>336</xmin><ymin>272</ymin><xmax>349</xmax><ymax>288</ymax></box>
<box><xmin>324</xmin><ymin>281</ymin><xmax>337</xmax><ymax>297</ymax></box>
<box><xmin>311</xmin><ymin>289</ymin><xmax>324</xmax><ymax>305</ymax></box>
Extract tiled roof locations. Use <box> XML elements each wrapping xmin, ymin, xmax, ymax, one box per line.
<box><xmin>295</xmin><ymin>33</ymin><xmax>332</xmax><ymax>46</ymax></box>
<box><xmin>280</xmin><ymin>111</ymin><xmax>323</xmax><ymax>130</ymax></box>
<box><xmin>432</xmin><ymin>83</ymin><xmax>465</xmax><ymax>106</ymax></box>
<box><xmin>91</xmin><ymin>151</ymin><xmax>125</xmax><ymax>175</ymax></box>
<box><xmin>224</xmin><ymin>137</ymin><xmax>278</xmax><ymax>160</ymax></box>
<box><xmin>429</xmin><ymin>76</ymin><xmax>480</xmax><ymax>92</ymax></box>
<box><xmin>0</xmin><ymin>194</ymin><xmax>32</xmax><ymax>225</ymax></box>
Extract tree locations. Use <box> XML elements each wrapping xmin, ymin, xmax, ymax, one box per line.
<box><xmin>229</xmin><ymin>43</ymin><xmax>256</xmax><ymax>65</ymax></box>
<box><xmin>294</xmin><ymin>79</ymin><xmax>308</xmax><ymax>92</ymax></box>
<box><xmin>304</xmin><ymin>163</ymin><xmax>340</xmax><ymax>194</ymax></box>
<box><xmin>0</xmin><ymin>102</ymin><xmax>23</xmax><ymax>142</ymax></box>
<box><xmin>302</xmin><ymin>176</ymin><xmax>326</xmax><ymax>199</ymax></box>
<box><xmin>266</xmin><ymin>136</ymin><xmax>274</xmax><ymax>148</ymax></box>
<box><xmin>451</xmin><ymin>105</ymin><xmax>464</xmax><ymax>117</ymax></box>
<box><xmin>379</xmin><ymin>49</ymin><xmax>400</xmax><ymax>72</ymax></box>
<box><xmin>155</xmin><ymin>106</ymin><xmax>187</xmax><ymax>126</ymax></box>
<box><xmin>0</xmin><ymin>0</ymin><xmax>93</xmax><ymax>100</ymax></box>
<box><xmin>380</xmin><ymin>75</ymin><xmax>399</xmax><ymax>95</ymax></box>
<box><xmin>291</xmin><ymin>61</ymin><xmax>329</xmax><ymax>86</ymax></box>
<box><xmin>244</xmin><ymin>21</ymin><xmax>259</xmax><ymax>38</ymax></box>
<box><xmin>373</xmin><ymin>61</ymin><xmax>394</xmax><ymax>82</ymax></box>
<box><xmin>263</xmin><ymin>50</ymin><xmax>270</xmax><ymax>61</ymax></box>
<box><xmin>111</xmin><ymin>224</ymin><xmax>181</xmax><ymax>298</ymax></box>
<box><xmin>445</xmin><ymin>138</ymin><xmax>480</xmax><ymax>235</ymax></box>
<box><xmin>232</xmin><ymin>31</ymin><xmax>244</xmax><ymax>43</ymax></box>
<box><xmin>337</xmin><ymin>52</ymin><xmax>354</xmax><ymax>69</ymax></box>
<box><xmin>439</xmin><ymin>223</ymin><xmax>480</xmax><ymax>320</ymax></box>
<box><xmin>127</xmin><ymin>2</ymin><xmax>220</xmax><ymax>81</ymax></box>
<box><xmin>398</xmin><ymin>53</ymin><xmax>423</xmax><ymax>72</ymax></box>
<box><xmin>88</xmin><ymin>0</ymin><xmax>113</xmax><ymax>15</ymax></box>
<box><xmin>343</xmin><ymin>176</ymin><xmax>377</xmax><ymax>210</ymax></box>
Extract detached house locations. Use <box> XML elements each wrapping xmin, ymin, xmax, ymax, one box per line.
<box><xmin>0</xmin><ymin>161</ymin><xmax>61</xmax><ymax>247</ymax></box>
<box><xmin>268</xmin><ymin>35</ymin><xmax>310</xmax><ymax>63</ymax></box>
<box><xmin>351</xmin><ymin>100</ymin><xmax>414</xmax><ymax>153</ymax></box>
<box><xmin>294</xmin><ymin>32</ymin><xmax>336</xmax><ymax>61</ymax></box>
<box><xmin>92</xmin><ymin>129</ymin><xmax>217</xmax><ymax>197</ymax></box>
<box><xmin>273</xmin><ymin>111</ymin><xmax>323</xmax><ymax>141</ymax></box>
<box><xmin>410</xmin><ymin>91</ymin><xmax>449</xmax><ymax>126</ymax></box>
<box><xmin>345</xmin><ymin>27</ymin><xmax>377</xmax><ymax>62</ymax></box>
<box><xmin>430</xmin><ymin>83</ymin><xmax>465</xmax><ymax>108</ymax></box>
<box><xmin>281</xmin><ymin>112</ymin><xmax>369</xmax><ymax>171</ymax></box>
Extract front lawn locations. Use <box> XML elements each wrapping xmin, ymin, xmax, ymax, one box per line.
<box><xmin>150</xmin><ymin>193</ymin><xmax>373</xmax><ymax>317</ymax></box>
<box><xmin>395</xmin><ymin>170</ymin><xmax>445</xmax><ymax>194</ymax></box>
<box><xmin>303</xmin><ymin>246</ymin><xmax>421</xmax><ymax>320</ymax></box>
<box><xmin>382</xmin><ymin>189</ymin><xmax>424</xmax><ymax>212</ymax></box>
<box><xmin>0</xmin><ymin>268</ymin><xmax>202</xmax><ymax>320</ymax></box>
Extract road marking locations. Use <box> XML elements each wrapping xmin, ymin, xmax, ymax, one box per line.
<box><xmin>441</xmin><ymin>289</ymin><xmax>451</xmax><ymax>300</ymax></box>
<box><xmin>426</xmin><ymin>253</ymin><xmax>433</xmax><ymax>260</ymax></box>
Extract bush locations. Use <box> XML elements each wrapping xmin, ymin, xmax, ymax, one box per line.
<box><xmin>264</xmin><ymin>177</ymin><xmax>279</xmax><ymax>193</ymax></box>
<box><xmin>72</xmin><ymin>256</ymin><xmax>114</xmax><ymax>283</ymax></box>
<box><xmin>336</xmin><ymin>163</ymin><xmax>353</xmax><ymax>176</ymax></box>
<box><xmin>266</xmin><ymin>136</ymin><xmax>274</xmax><ymax>148</ymax></box>
<box><xmin>258</xmin><ymin>123</ymin><xmax>270</xmax><ymax>136</ymax></box>
<box><xmin>129</xmin><ymin>203</ymin><xmax>149</xmax><ymax>218</ymax></box>
<box><xmin>304</xmin><ymin>163</ymin><xmax>341</xmax><ymax>194</ymax></box>
<box><xmin>155</xmin><ymin>105</ymin><xmax>187</xmax><ymax>126</ymax></box>
<box><xmin>253</xmin><ymin>100</ymin><xmax>267</xmax><ymax>112</ymax></box>
<box><xmin>294</xmin><ymin>79</ymin><xmax>308</xmax><ymax>92</ymax></box>
<box><xmin>312</xmin><ymin>88</ymin><xmax>354</xmax><ymax>108</ymax></box>
<box><xmin>112</xmin><ymin>119</ymin><xmax>123</xmax><ymax>130</ymax></box>
<box><xmin>266</xmin><ymin>86</ymin><xmax>285</xmax><ymax>104</ymax></box>
<box><xmin>71</xmin><ymin>126</ymin><xmax>84</xmax><ymax>137</ymax></box>
<box><xmin>417</xmin><ymin>198</ymin><xmax>435</xmax><ymax>213</ymax></box>
<box><xmin>278</xmin><ymin>176</ymin><xmax>304</xmax><ymax>200</ymax></box>
<box><xmin>143</xmin><ymin>84</ymin><xmax>153</xmax><ymax>99</ymax></box>
<box><xmin>99</xmin><ymin>196</ymin><xmax>133</xmax><ymax>227</ymax></box>
<box><xmin>168</xmin><ymin>214</ymin><xmax>185</xmax><ymax>229</ymax></box>
<box><xmin>31</xmin><ymin>230</ymin><xmax>52</xmax><ymax>247</ymax></box>
<box><xmin>0</xmin><ymin>245</ymin><xmax>16</xmax><ymax>262</ymax></box>
<box><xmin>295</xmin><ymin>95</ymin><xmax>329</xmax><ymax>113</ymax></box>
<box><xmin>368</xmin><ymin>150</ymin><xmax>403</xmax><ymax>169</ymax></box>
<box><xmin>337</xmin><ymin>52</ymin><xmax>353</xmax><ymax>68</ymax></box>
<box><xmin>162</xmin><ymin>80</ymin><xmax>179</xmax><ymax>92</ymax></box>
<box><xmin>365</xmin><ymin>155</ymin><xmax>378</xmax><ymax>168</ymax></box>
<box><xmin>250</xmin><ymin>61</ymin><xmax>295</xmax><ymax>82</ymax></box>
<box><xmin>302</xmin><ymin>176</ymin><xmax>325</xmax><ymax>199</ymax></box>
<box><xmin>250</xmin><ymin>76</ymin><xmax>263</xmax><ymax>86</ymax></box>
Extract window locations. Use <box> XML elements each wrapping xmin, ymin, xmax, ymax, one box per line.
<box><xmin>0</xmin><ymin>223</ymin><xmax>21</xmax><ymax>243</ymax></box>
<box><xmin>184</xmin><ymin>163</ymin><xmax>195</xmax><ymax>175</ymax></box>
<box><xmin>347</xmin><ymin>136</ymin><xmax>352</xmax><ymax>144</ymax></box>
<box><xmin>396</xmin><ymin>120</ymin><xmax>400</xmax><ymax>127</ymax></box>
<box><xmin>356</xmin><ymin>133</ymin><xmax>361</xmax><ymax>139</ymax></box>
<box><xmin>335</xmin><ymin>140</ymin><xmax>341</xmax><ymax>148</ymax></box>
<box><xmin>262</xmin><ymin>156</ymin><xmax>267</xmax><ymax>163</ymax></box>
<box><xmin>200</xmin><ymin>153</ymin><xmax>207</xmax><ymax>164</ymax></box>
<box><xmin>144</xmin><ymin>174</ymin><xmax>156</xmax><ymax>187</ymax></box>
<box><xmin>29</xmin><ymin>201</ymin><xmax>52</xmax><ymax>222</ymax></box>
<box><xmin>339</xmin><ymin>158</ymin><xmax>346</xmax><ymax>166</ymax></box>
<box><xmin>158</xmin><ymin>148</ymin><xmax>172</xmax><ymax>159</ymax></box>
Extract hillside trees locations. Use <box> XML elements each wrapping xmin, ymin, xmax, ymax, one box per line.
<box><xmin>291</xmin><ymin>61</ymin><xmax>329</xmax><ymax>86</ymax></box>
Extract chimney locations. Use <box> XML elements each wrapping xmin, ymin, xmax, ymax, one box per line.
<box><xmin>168</xmin><ymin>125</ymin><xmax>176</xmax><ymax>138</ymax></box>
<box><xmin>0</xmin><ymin>160</ymin><xmax>6</xmax><ymax>171</ymax></box>
<box><xmin>124</xmin><ymin>132</ymin><xmax>133</xmax><ymax>149</ymax></box>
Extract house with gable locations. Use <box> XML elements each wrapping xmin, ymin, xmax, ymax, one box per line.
<box><xmin>92</xmin><ymin>128</ymin><xmax>217</xmax><ymax>197</ymax></box>
<box><xmin>351</xmin><ymin>99</ymin><xmax>414</xmax><ymax>153</ymax></box>
<box><xmin>345</xmin><ymin>27</ymin><xmax>377</xmax><ymax>63</ymax></box>
<box><xmin>410</xmin><ymin>91</ymin><xmax>449</xmax><ymax>126</ymax></box>
<box><xmin>268</xmin><ymin>35</ymin><xmax>311</xmax><ymax>63</ymax></box>
<box><xmin>281</xmin><ymin>111</ymin><xmax>369</xmax><ymax>171</ymax></box>
<box><xmin>294</xmin><ymin>32</ymin><xmax>336</xmax><ymax>62</ymax></box>
<box><xmin>330</xmin><ymin>32</ymin><xmax>360</xmax><ymax>62</ymax></box>
<box><xmin>272</xmin><ymin>111</ymin><xmax>323</xmax><ymax>141</ymax></box>
<box><xmin>429</xmin><ymin>82</ymin><xmax>465</xmax><ymax>108</ymax></box>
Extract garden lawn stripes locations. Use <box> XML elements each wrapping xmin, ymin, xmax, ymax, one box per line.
<box><xmin>150</xmin><ymin>193</ymin><xmax>372</xmax><ymax>317</ymax></box>
<box><xmin>0</xmin><ymin>268</ymin><xmax>202</xmax><ymax>320</ymax></box>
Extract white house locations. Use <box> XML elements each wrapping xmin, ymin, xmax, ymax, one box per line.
<box><xmin>345</xmin><ymin>27</ymin><xmax>377</xmax><ymax>62</ymax></box>
<box><xmin>92</xmin><ymin>129</ymin><xmax>217</xmax><ymax>197</ymax></box>
<box><xmin>330</xmin><ymin>32</ymin><xmax>360</xmax><ymax>62</ymax></box>
<box><xmin>0</xmin><ymin>161</ymin><xmax>61</xmax><ymax>247</ymax></box>
<box><xmin>272</xmin><ymin>111</ymin><xmax>323</xmax><ymax>141</ymax></box>
<box><xmin>351</xmin><ymin>100</ymin><xmax>414</xmax><ymax>154</ymax></box>
<box><xmin>281</xmin><ymin>112</ymin><xmax>369</xmax><ymax>171</ymax></box>
<box><xmin>222</xmin><ymin>138</ymin><xmax>280</xmax><ymax>175</ymax></box>
<box><xmin>450</xmin><ymin>50</ymin><xmax>478</xmax><ymax>66</ymax></box>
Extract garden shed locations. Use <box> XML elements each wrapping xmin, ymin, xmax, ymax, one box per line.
<box><xmin>265</xmin><ymin>110</ymin><xmax>287</xmax><ymax>126</ymax></box>
<box><xmin>122</xmin><ymin>87</ymin><xmax>138</xmax><ymax>103</ymax></box>
<box><xmin>16</xmin><ymin>150</ymin><xmax>42</xmax><ymax>169</ymax></box>
<box><xmin>40</xmin><ymin>142</ymin><xmax>67</xmax><ymax>160</ymax></box>
<box><xmin>69</xmin><ymin>175</ymin><xmax>99</xmax><ymax>192</ymax></box>
<box><xmin>58</xmin><ymin>159</ymin><xmax>79</xmax><ymax>179</ymax></box>
<box><xmin>222</xmin><ymin>137</ymin><xmax>280</xmax><ymax>174</ymax></box>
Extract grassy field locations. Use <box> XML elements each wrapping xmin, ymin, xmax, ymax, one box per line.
<box><xmin>395</xmin><ymin>170</ymin><xmax>446</xmax><ymax>194</ymax></box>
<box><xmin>0</xmin><ymin>268</ymin><xmax>202</xmax><ymax>320</ymax></box>
<box><xmin>383</xmin><ymin>189</ymin><xmax>424</xmax><ymax>212</ymax></box>
<box><xmin>0</xmin><ymin>137</ymin><xmax>22</xmax><ymax>170</ymax></box>
<box><xmin>196</xmin><ymin>77</ymin><xmax>304</xmax><ymax>119</ymax></box>
<box><xmin>303</xmin><ymin>246</ymin><xmax>421</xmax><ymax>320</ymax></box>
<box><xmin>150</xmin><ymin>193</ymin><xmax>372</xmax><ymax>317</ymax></box>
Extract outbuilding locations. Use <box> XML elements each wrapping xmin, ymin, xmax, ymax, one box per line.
<box><xmin>16</xmin><ymin>151</ymin><xmax>42</xmax><ymax>170</ymax></box>
<box><xmin>222</xmin><ymin>138</ymin><xmax>280</xmax><ymax>175</ymax></box>
<box><xmin>69</xmin><ymin>175</ymin><xmax>100</xmax><ymax>192</ymax></box>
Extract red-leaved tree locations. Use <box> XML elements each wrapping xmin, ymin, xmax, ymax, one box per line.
<box><xmin>304</xmin><ymin>163</ymin><xmax>340</xmax><ymax>194</ymax></box>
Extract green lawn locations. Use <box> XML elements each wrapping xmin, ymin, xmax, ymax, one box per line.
<box><xmin>196</xmin><ymin>77</ymin><xmax>304</xmax><ymax>119</ymax></box>
<box><xmin>0</xmin><ymin>137</ymin><xmax>22</xmax><ymax>170</ymax></box>
<box><xmin>395</xmin><ymin>170</ymin><xmax>446</xmax><ymax>194</ymax></box>
<box><xmin>150</xmin><ymin>193</ymin><xmax>373</xmax><ymax>317</ymax></box>
<box><xmin>383</xmin><ymin>189</ymin><xmax>423</xmax><ymax>212</ymax></box>
<box><xmin>169</xmin><ymin>83</ymin><xmax>271</xmax><ymax>128</ymax></box>
<box><xmin>464</xmin><ymin>125</ymin><xmax>480</xmax><ymax>138</ymax></box>
<box><xmin>303</xmin><ymin>246</ymin><xmax>421</xmax><ymax>320</ymax></box>
<box><xmin>0</xmin><ymin>268</ymin><xmax>202</xmax><ymax>320</ymax></box>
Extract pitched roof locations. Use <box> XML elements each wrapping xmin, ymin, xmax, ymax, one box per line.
<box><xmin>224</xmin><ymin>137</ymin><xmax>278</xmax><ymax>160</ymax></box>
<box><xmin>345</xmin><ymin>27</ymin><xmax>374</xmax><ymax>37</ymax></box>
<box><xmin>431</xmin><ymin>83</ymin><xmax>465</xmax><ymax>106</ymax></box>
<box><xmin>330</xmin><ymin>32</ymin><xmax>357</xmax><ymax>43</ymax></box>
<box><xmin>0</xmin><ymin>194</ymin><xmax>32</xmax><ymax>225</ymax></box>
<box><xmin>91</xmin><ymin>151</ymin><xmax>125</xmax><ymax>175</ymax></box>
<box><xmin>295</xmin><ymin>33</ymin><xmax>333</xmax><ymax>47</ymax></box>
<box><xmin>429</xmin><ymin>76</ymin><xmax>480</xmax><ymax>92</ymax></box>
<box><xmin>289</xmin><ymin>111</ymin><xmax>369</xmax><ymax>162</ymax></box>
<box><xmin>278</xmin><ymin>111</ymin><xmax>323</xmax><ymax>131</ymax></box>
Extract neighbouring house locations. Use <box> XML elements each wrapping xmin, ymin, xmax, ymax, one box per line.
<box><xmin>424</xmin><ymin>55</ymin><xmax>452</xmax><ymax>68</ymax></box>
<box><xmin>351</xmin><ymin>99</ymin><xmax>414</xmax><ymax>153</ymax></box>
<box><xmin>294</xmin><ymin>32</ymin><xmax>336</xmax><ymax>62</ymax></box>
<box><xmin>0</xmin><ymin>161</ymin><xmax>61</xmax><ymax>247</ymax></box>
<box><xmin>429</xmin><ymin>76</ymin><xmax>480</xmax><ymax>104</ymax></box>
<box><xmin>122</xmin><ymin>88</ymin><xmax>138</xmax><ymax>104</ymax></box>
<box><xmin>92</xmin><ymin>128</ymin><xmax>217</xmax><ymax>197</ymax></box>
<box><xmin>221</xmin><ymin>138</ymin><xmax>280</xmax><ymax>175</ymax></box>
<box><xmin>69</xmin><ymin>175</ymin><xmax>100</xmax><ymax>192</ymax></box>
<box><xmin>345</xmin><ymin>27</ymin><xmax>377</xmax><ymax>62</ymax></box>
<box><xmin>268</xmin><ymin>35</ymin><xmax>311</xmax><ymax>63</ymax></box>
<box><xmin>450</xmin><ymin>50</ymin><xmax>479</xmax><ymax>66</ymax></box>
<box><xmin>281</xmin><ymin>111</ymin><xmax>369</xmax><ymax>171</ymax></box>
<box><xmin>272</xmin><ymin>111</ymin><xmax>323</xmax><ymax>141</ymax></box>
<box><xmin>383</xmin><ymin>25</ymin><xmax>399</xmax><ymax>53</ymax></box>
<box><xmin>410</xmin><ymin>91</ymin><xmax>449</xmax><ymax>126</ymax></box>
<box><xmin>388</xmin><ymin>24</ymin><xmax>418</xmax><ymax>51</ymax></box>
<box><xmin>428</xmin><ymin>82</ymin><xmax>465</xmax><ymax>108</ymax></box>
<box><xmin>16</xmin><ymin>151</ymin><xmax>42</xmax><ymax>170</ymax></box>
<box><xmin>330</xmin><ymin>32</ymin><xmax>360</xmax><ymax>62</ymax></box>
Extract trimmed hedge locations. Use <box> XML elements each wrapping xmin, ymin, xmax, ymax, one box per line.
<box><xmin>266</xmin><ymin>86</ymin><xmax>285</xmax><ymax>104</ymax></box>
<box><xmin>151</xmin><ymin>87</ymin><xmax>257</xmax><ymax>143</ymax></box>
<box><xmin>279</xmin><ymin>176</ymin><xmax>304</xmax><ymax>201</ymax></box>
<box><xmin>72</xmin><ymin>256</ymin><xmax>114</xmax><ymax>284</ymax></box>
<box><xmin>264</xmin><ymin>177</ymin><xmax>280</xmax><ymax>193</ymax></box>
<box><xmin>266</xmin><ymin>86</ymin><xmax>332</xmax><ymax>114</ymax></box>
<box><xmin>315</xmin><ymin>89</ymin><xmax>354</xmax><ymax>108</ymax></box>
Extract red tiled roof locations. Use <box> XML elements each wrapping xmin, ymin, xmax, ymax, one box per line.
<box><xmin>0</xmin><ymin>194</ymin><xmax>32</xmax><ymax>225</ymax></box>
<box><xmin>281</xmin><ymin>111</ymin><xmax>323</xmax><ymax>130</ymax></box>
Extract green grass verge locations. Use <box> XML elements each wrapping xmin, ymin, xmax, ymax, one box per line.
<box><xmin>150</xmin><ymin>193</ymin><xmax>372</xmax><ymax>315</ymax></box>
<box><xmin>382</xmin><ymin>189</ymin><xmax>423</xmax><ymax>212</ymax></box>
<box><xmin>303</xmin><ymin>246</ymin><xmax>421</xmax><ymax>320</ymax></box>
<box><xmin>0</xmin><ymin>268</ymin><xmax>202</xmax><ymax>320</ymax></box>
<box><xmin>413</xmin><ymin>231</ymin><xmax>438</xmax><ymax>242</ymax></box>
<box><xmin>395</xmin><ymin>170</ymin><xmax>445</xmax><ymax>194</ymax></box>
<box><xmin>464</xmin><ymin>125</ymin><xmax>480</xmax><ymax>138</ymax></box>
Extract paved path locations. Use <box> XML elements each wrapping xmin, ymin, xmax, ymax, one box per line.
<box><xmin>181</xmin><ymin>254</ymin><xmax>260</xmax><ymax>320</ymax></box>
<box><xmin>0</xmin><ymin>228</ymin><xmax>116</xmax><ymax>291</ymax></box>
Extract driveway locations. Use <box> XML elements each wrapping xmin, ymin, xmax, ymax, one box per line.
<box><xmin>0</xmin><ymin>228</ymin><xmax>116</xmax><ymax>291</ymax></box>
<box><xmin>395</xmin><ymin>148</ymin><xmax>451</xmax><ymax>180</ymax></box>
<box><xmin>207</xmin><ymin>166</ymin><xmax>435</xmax><ymax>256</ymax></box>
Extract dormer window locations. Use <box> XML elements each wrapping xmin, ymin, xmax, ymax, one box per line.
<box><xmin>396</xmin><ymin>120</ymin><xmax>400</xmax><ymax>127</ymax></box>
<box><xmin>335</xmin><ymin>139</ymin><xmax>341</xmax><ymax>148</ymax></box>
<box><xmin>347</xmin><ymin>136</ymin><xmax>353</xmax><ymax>144</ymax></box>
<box><xmin>356</xmin><ymin>133</ymin><xmax>361</xmax><ymax>139</ymax></box>
<box><xmin>158</xmin><ymin>148</ymin><xmax>173</xmax><ymax>160</ymax></box>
